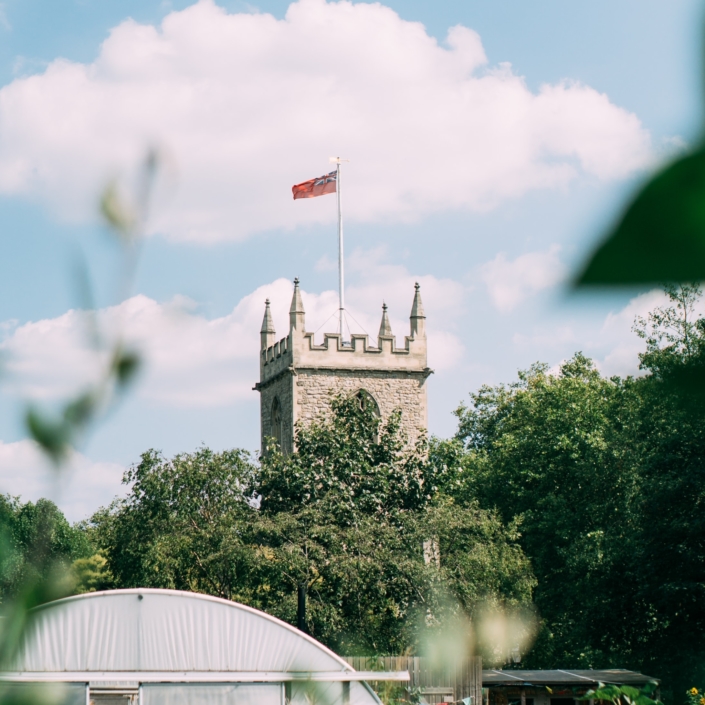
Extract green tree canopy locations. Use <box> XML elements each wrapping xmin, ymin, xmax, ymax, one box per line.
<box><xmin>91</xmin><ymin>446</ymin><xmax>257</xmax><ymax>597</ymax></box>
<box><xmin>92</xmin><ymin>394</ymin><xmax>535</xmax><ymax>655</ymax></box>
<box><xmin>256</xmin><ymin>394</ymin><xmax>439</xmax><ymax>518</ymax></box>
<box><xmin>456</xmin><ymin>353</ymin><xmax>644</xmax><ymax>665</ymax></box>
<box><xmin>449</xmin><ymin>286</ymin><xmax>705</xmax><ymax>700</ymax></box>
<box><xmin>0</xmin><ymin>495</ymin><xmax>91</xmax><ymax>603</ymax></box>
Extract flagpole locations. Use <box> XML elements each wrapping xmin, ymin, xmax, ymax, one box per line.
<box><xmin>336</xmin><ymin>159</ymin><xmax>345</xmax><ymax>340</ymax></box>
<box><xmin>329</xmin><ymin>157</ymin><xmax>349</xmax><ymax>341</ymax></box>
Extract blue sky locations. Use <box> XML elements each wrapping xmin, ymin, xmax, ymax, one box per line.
<box><xmin>0</xmin><ymin>0</ymin><xmax>702</xmax><ymax>520</ymax></box>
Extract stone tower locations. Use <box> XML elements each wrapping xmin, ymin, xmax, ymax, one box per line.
<box><xmin>255</xmin><ymin>279</ymin><xmax>432</xmax><ymax>453</ymax></box>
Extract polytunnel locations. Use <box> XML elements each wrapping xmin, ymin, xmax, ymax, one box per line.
<box><xmin>0</xmin><ymin>589</ymin><xmax>407</xmax><ymax>705</ymax></box>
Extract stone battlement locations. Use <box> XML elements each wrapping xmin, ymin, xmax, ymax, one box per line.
<box><xmin>261</xmin><ymin>330</ymin><xmax>428</xmax><ymax>386</ymax></box>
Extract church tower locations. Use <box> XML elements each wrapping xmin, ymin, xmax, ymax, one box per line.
<box><xmin>255</xmin><ymin>280</ymin><xmax>432</xmax><ymax>453</ymax></box>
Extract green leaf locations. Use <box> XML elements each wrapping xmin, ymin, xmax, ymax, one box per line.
<box><xmin>591</xmin><ymin>685</ymin><xmax>622</xmax><ymax>702</ymax></box>
<box><xmin>577</xmin><ymin>145</ymin><xmax>705</xmax><ymax>285</ymax></box>
<box><xmin>621</xmin><ymin>686</ymin><xmax>640</xmax><ymax>700</ymax></box>
<box><xmin>641</xmin><ymin>682</ymin><xmax>658</xmax><ymax>696</ymax></box>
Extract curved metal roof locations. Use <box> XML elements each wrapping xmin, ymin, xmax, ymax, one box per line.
<box><xmin>11</xmin><ymin>588</ymin><xmax>352</xmax><ymax>674</ymax></box>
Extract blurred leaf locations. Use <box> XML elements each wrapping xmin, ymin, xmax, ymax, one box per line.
<box><xmin>577</xmin><ymin>145</ymin><xmax>705</xmax><ymax>285</ymax></box>
<box><xmin>0</xmin><ymin>682</ymin><xmax>74</xmax><ymax>705</ymax></box>
<box><xmin>25</xmin><ymin>408</ymin><xmax>70</xmax><ymax>465</ymax></box>
<box><xmin>63</xmin><ymin>392</ymin><xmax>96</xmax><ymax>429</ymax></box>
<box><xmin>100</xmin><ymin>181</ymin><xmax>136</xmax><ymax>236</ymax></box>
<box><xmin>113</xmin><ymin>349</ymin><xmax>141</xmax><ymax>388</ymax></box>
<box><xmin>0</xmin><ymin>561</ymin><xmax>74</xmax><ymax>669</ymax></box>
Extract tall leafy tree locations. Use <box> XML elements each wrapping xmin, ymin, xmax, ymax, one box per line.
<box><xmin>451</xmin><ymin>286</ymin><xmax>705</xmax><ymax>699</ymax></box>
<box><xmin>453</xmin><ymin>353</ymin><xmax>644</xmax><ymax>668</ymax></box>
<box><xmin>626</xmin><ymin>286</ymin><xmax>705</xmax><ymax>695</ymax></box>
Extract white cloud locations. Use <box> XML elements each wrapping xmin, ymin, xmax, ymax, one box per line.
<box><xmin>0</xmin><ymin>0</ymin><xmax>652</xmax><ymax>242</ymax></box>
<box><xmin>0</xmin><ymin>253</ymin><xmax>465</xmax><ymax>407</ymax></box>
<box><xmin>343</xmin><ymin>248</ymin><xmax>467</xmax><ymax>371</ymax></box>
<box><xmin>481</xmin><ymin>245</ymin><xmax>566</xmax><ymax>313</ymax></box>
<box><xmin>507</xmin><ymin>290</ymin><xmax>666</xmax><ymax>378</ymax></box>
<box><xmin>593</xmin><ymin>288</ymin><xmax>691</xmax><ymax>378</ymax></box>
<box><xmin>513</xmin><ymin>325</ymin><xmax>576</xmax><ymax>349</ymax></box>
<box><xmin>0</xmin><ymin>440</ymin><xmax>126</xmax><ymax>522</ymax></box>
<box><xmin>597</xmin><ymin>289</ymin><xmax>665</xmax><ymax>369</ymax></box>
<box><xmin>524</xmin><ymin>288</ymin><xmax>705</xmax><ymax>379</ymax></box>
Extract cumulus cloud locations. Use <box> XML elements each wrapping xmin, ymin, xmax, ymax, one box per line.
<box><xmin>0</xmin><ymin>254</ymin><xmax>464</xmax><ymax>407</ymax></box>
<box><xmin>512</xmin><ymin>288</ymin><xmax>705</xmax><ymax>380</ymax></box>
<box><xmin>592</xmin><ymin>288</ymin><xmax>705</xmax><ymax>378</ymax></box>
<box><xmin>481</xmin><ymin>245</ymin><xmax>566</xmax><ymax>313</ymax></box>
<box><xmin>0</xmin><ymin>0</ymin><xmax>651</xmax><ymax>242</ymax></box>
<box><xmin>512</xmin><ymin>325</ymin><xmax>576</xmax><ymax>349</ymax></box>
<box><xmin>0</xmin><ymin>440</ymin><xmax>126</xmax><ymax>522</ymax></box>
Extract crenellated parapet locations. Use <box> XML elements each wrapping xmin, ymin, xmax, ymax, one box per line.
<box><xmin>255</xmin><ymin>278</ymin><xmax>431</xmax><ymax>453</ymax></box>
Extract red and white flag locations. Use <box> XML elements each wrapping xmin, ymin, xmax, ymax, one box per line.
<box><xmin>292</xmin><ymin>171</ymin><xmax>337</xmax><ymax>200</ymax></box>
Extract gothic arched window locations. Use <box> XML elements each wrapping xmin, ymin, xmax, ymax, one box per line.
<box><xmin>355</xmin><ymin>389</ymin><xmax>380</xmax><ymax>442</ymax></box>
<box><xmin>271</xmin><ymin>397</ymin><xmax>283</xmax><ymax>447</ymax></box>
<box><xmin>355</xmin><ymin>389</ymin><xmax>380</xmax><ymax>417</ymax></box>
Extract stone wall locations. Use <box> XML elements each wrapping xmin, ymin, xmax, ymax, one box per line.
<box><xmin>294</xmin><ymin>368</ymin><xmax>429</xmax><ymax>445</ymax></box>
<box><xmin>259</xmin><ymin>371</ymin><xmax>294</xmax><ymax>455</ymax></box>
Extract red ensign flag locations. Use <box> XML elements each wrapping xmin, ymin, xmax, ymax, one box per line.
<box><xmin>292</xmin><ymin>171</ymin><xmax>337</xmax><ymax>200</ymax></box>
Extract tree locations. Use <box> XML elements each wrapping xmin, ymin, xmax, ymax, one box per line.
<box><xmin>634</xmin><ymin>284</ymin><xmax>705</xmax><ymax>373</ymax></box>
<box><xmin>624</xmin><ymin>287</ymin><xmax>705</xmax><ymax>696</ymax></box>
<box><xmin>450</xmin><ymin>288</ymin><xmax>705</xmax><ymax>699</ymax></box>
<box><xmin>92</xmin><ymin>446</ymin><xmax>258</xmax><ymax>599</ymax></box>
<box><xmin>0</xmin><ymin>495</ymin><xmax>91</xmax><ymax>603</ymax></box>
<box><xmin>93</xmin><ymin>394</ymin><xmax>535</xmax><ymax>655</ymax></box>
<box><xmin>453</xmin><ymin>353</ymin><xmax>644</xmax><ymax>669</ymax></box>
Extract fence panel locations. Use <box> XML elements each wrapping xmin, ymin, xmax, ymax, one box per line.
<box><xmin>340</xmin><ymin>656</ymin><xmax>482</xmax><ymax>705</ymax></box>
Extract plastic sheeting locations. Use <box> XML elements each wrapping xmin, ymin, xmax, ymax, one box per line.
<box><xmin>1</xmin><ymin>682</ymin><xmax>86</xmax><ymax>705</ymax></box>
<box><xmin>11</xmin><ymin>590</ymin><xmax>349</xmax><ymax>673</ymax></box>
<box><xmin>291</xmin><ymin>680</ymin><xmax>374</xmax><ymax>705</ymax></box>
<box><xmin>142</xmin><ymin>684</ymin><xmax>281</xmax><ymax>705</ymax></box>
<box><xmin>142</xmin><ymin>683</ymin><xmax>375</xmax><ymax>705</ymax></box>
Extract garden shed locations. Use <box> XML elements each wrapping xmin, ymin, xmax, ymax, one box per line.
<box><xmin>482</xmin><ymin>669</ymin><xmax>659</xmax><ymax>705</ymax></box>
<box><xmin>0</xmin><ymin>589</ymin><xmax>407</xmax><ymax>705</ymax></box>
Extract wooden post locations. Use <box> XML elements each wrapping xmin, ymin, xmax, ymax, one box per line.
<box><xmin>297</xmin><ymin>583</ymin><xmax>307</xmax><ymax>633</ymax></box>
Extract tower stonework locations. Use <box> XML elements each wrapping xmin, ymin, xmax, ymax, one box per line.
<box><xmin>255</xmin><ymin>279</ymin><xmax>432</xmax><ymax>454</ymax></box>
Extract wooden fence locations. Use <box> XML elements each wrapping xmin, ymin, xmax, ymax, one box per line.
<box><xmin>341</xmin><ymin>656</ymin><xmax>482</xmax><ymax>705</ymax></box>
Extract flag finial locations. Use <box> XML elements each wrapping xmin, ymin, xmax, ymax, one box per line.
<box><xmin>379</xmin><ymin>302</ymin><xmax>393</xmax><ymax>339</ymax></box>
